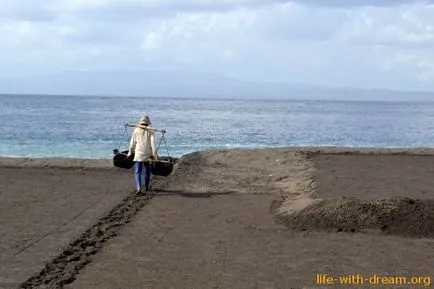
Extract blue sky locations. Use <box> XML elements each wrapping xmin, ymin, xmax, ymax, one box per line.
<box><xmin>1</xmin><ymin>0</ymin><xmax>434</xmax><ymax>94</ymax></box>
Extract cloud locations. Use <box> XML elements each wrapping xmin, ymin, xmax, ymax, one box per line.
<box><xmin>291</xmin><ymin>0</ymin><xmax>434</xmax><ymax>8</ymax></box>
<box><xmin>0</xmin><ymin>0</ymin><xmax>56</xmax><ymax>21</ymax></box>
<box><xmin>1</xmin><ymin>0</ymin><xmax>434</xmax><ymax>93</ymax></box>
<box><xmin>46</xmin><ymin>0</ymin><xmax>434</xmax><ymax>22</ymax></box>
<box><xmin>335</xmin><ymin>4</ymin><xmax>434</xmax><ymax>46</ymax></box>
<box><xmin>2</xmin><ymin>0</ymin><xmax>434</xmax><ymax>22</ymax></box>
<box><xmin>48</xmin><ymin>0</ymin><xmax>265</xmax><ymax>21</ymax></box>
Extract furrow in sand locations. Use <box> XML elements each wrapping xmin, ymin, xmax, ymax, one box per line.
<box><xmin>18</xmin><ymin>191</ymin><xmax>153</xmax><ymax>289</ymax></box>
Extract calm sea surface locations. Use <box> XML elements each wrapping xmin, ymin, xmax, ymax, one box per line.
<box><xmin>1</xmin><ymin>94</ymin><xmax>434</xmax><ymax>159</ymax></box>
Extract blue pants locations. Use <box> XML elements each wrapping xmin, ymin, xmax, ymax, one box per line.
<box><xmin>135</xmin><ymin>161</ymin><xmax>151</xmax><ymax>189</ymax></box>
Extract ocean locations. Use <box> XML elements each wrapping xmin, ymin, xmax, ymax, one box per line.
<box><xmin>1</xmin><ymin>94</ymin><xmax>434</xmax><ymax>159</ymax></box>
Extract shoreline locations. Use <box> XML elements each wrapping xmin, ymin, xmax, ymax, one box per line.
<box><xmin>0</xmin><ymin>157</ymin><xmax>113</xmax><ymax>169</ymax></box>
<box><xmin>2</xmin><ymin>146</ymin><xmax>434</xmax><ymax>169</ymax></box>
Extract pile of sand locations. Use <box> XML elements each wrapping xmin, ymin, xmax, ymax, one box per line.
<box><xmin>175</xmin><ymin>149</ymin><xmax>434</xmax><ymax>239</ymax></box>
<box><xmin>273</xmin><ymin>197</ymin><xmax>434</xmax><ymax>238</ymax></box>
<box><xmin>161</xmin><ymin>148</ymin><xmax>311</xmax><ymax>195</ymax></box>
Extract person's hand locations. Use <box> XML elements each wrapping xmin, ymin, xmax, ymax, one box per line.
<box><xmin>153</xmin><ymin>154</ymin><xmax>159</xmax><ymax>160</ymax></box>
<box><xmin>127</xmin><ymin>152</ymin><xmax>131</xmax><ymax>158</ymax></box>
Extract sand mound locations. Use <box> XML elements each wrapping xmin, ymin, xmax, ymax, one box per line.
<box><xmin>273</xmin><ymin>197</ymin><xmax>434</xmax><ymax>238</ymax></box>
<box><xmin>164</xmin><ymin>148</ymin><xmax>313</xmax><ymax>196</ymax></box>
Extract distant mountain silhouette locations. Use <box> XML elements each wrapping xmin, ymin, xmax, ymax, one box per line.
<box><xmin>1</xmin><ymin>70</ymin><xmax>434</xmax><ymax>101</ymax></box>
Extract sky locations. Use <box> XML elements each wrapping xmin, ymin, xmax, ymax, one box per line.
<box><xmin>1</xmin><ymin>0</ymin><xmax>434</xmax><ymax>96</ymax></box>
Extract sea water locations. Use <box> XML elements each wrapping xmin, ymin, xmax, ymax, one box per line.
<box><xmin>1</xmin><ymin>94</ymin><xmax>434</xmax><ymax>159</ymax></box>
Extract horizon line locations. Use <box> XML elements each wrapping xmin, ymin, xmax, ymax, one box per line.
<box><xmin>1</xmin><ymin>92</ymin><xmax>434</xmax><ymax>103</ymax></box>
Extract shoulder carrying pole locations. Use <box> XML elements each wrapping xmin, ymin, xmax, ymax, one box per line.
<box><xmin>124</xmin><ymin>123</ymin><xmax>166</xmax><ymax>133</ymax></box>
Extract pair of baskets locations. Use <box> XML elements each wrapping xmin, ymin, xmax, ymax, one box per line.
<box><xmin>113</xmin><ymin>150</ymin><xmax>174</xmax><ymax>176</ymax></box>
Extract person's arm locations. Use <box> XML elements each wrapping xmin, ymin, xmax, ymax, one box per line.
<box><xmin>150</xmin><ymin>131</ymin><xmax>157</xmax><ymax>159</ymax></box>
<box><xmin>127</xmin><ymin>131</ymin><xmax>136</xmax><ymax>157</ymax></box>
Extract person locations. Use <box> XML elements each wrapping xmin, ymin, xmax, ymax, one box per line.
<box><xmin>127</xmin><ymin>114</ymin><xmax>164</xmax><ymax>194</ymax></box>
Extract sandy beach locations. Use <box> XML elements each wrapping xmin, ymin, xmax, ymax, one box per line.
<box><xmin>1</xmin><ymin>148</ymin><xmax>433</xmax><ymax>288</ymax></box>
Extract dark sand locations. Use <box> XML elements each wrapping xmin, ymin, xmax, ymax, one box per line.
<box><xmin>278</xmin><ymin>153</ymin><xmax>434</xmax><ymax>238</ymax></box>
<box><xmin>0</xmin><ymin>162</ymin><xmax>135</xmax><ymax>288</ymax></box>
<box><xmin>67</xmin><ymin>193</ymin><xmax>433</xmax><ymax>289</ymax></box>
<box><xmin>1</xmin><ymin>148</ymin><xmax>434</xmax><ymax>288</ymax></box>
<box><xmin>312</xmin><ymin>154</ymin><xmax>434</xmax><ymax>200</ymax></box>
